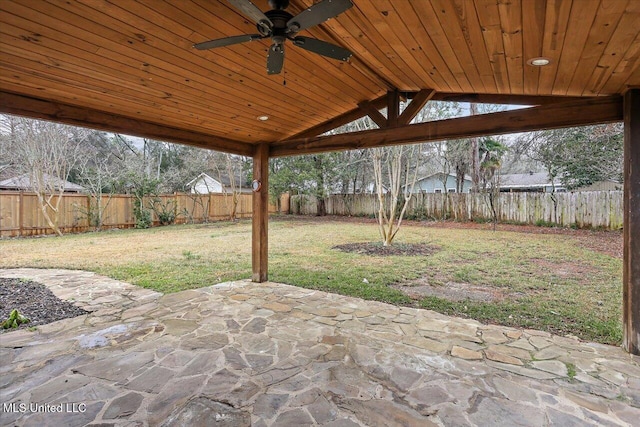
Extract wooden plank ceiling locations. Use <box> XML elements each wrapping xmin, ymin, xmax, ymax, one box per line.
<box><xmin>1</xmin><ymin>0</ymin><xmax>638</xmax><ymax>154</ymax></box>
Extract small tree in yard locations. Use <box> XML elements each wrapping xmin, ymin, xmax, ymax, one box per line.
<box><xmin>76</xmin><ymin>156</ymin><xmax>117</xmax><ymax>231</ymax></box>
<box><xmin>372</xmin><ymin>144</ymin><xmax>421</xmax><ymax>246</ymax></box>
<box><xmin>2</xmin><ymin>116</ymin><xmax>89</xmax><ymax>236</ymax></box>
<box><xmin>131</xmin><ymin>176</ymin><xmax>160</xmax><ymax>229</ymax></box>
<box><xmin>479</xmin><ymin>137</ymin><xmax>507</xmax><ymax>230</ymax></box>
<box><xmin>74</xmin><ymin>133</ymin><xmax>120</xmax><ymax>231</ymax></box>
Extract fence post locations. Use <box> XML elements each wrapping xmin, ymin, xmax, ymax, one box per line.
<box><xmin>19</xmin><ymin>191</ymin><xmax>24</xmax><ymax>237</ymax></box>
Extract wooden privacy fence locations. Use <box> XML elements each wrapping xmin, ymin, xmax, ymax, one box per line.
<box><xmin>0</xmin><ymin>192</ymin><xmax>288</xmax><ymax>238</ymax></box>
<box><xmin>291</xmin><ymin>191</ymin><xmax>624</xmax><ymax>230</ymax></box>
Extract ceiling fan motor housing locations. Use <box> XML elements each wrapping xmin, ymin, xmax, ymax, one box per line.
<box><xmin>264</xmin><ymin>10</ymin><xmax>296</xmax><ymax>40</ymax></box>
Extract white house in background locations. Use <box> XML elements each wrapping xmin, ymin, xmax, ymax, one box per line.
<box><xmin>186</xmin><ymin>173</ymin><xmax>251</xmax><ymax>194</ymax></box>
<box><xmin>186</xmin><ymin>173</ymin><xmax>224</xmax><ymax>194</ymax></box>
<box><xmin>0</xmin><ymin>173</ymin><xmax>85</xmax><ymax>193</ymax></box>
<box><xmin>410</xmin><ymin>173</ymin><xmax>472</xmax><ymax>193</ymax></box>
<box><xmin>499</xmin><ymin>172</ymin><xmax>565</xmax><ymax>193</ymax></box>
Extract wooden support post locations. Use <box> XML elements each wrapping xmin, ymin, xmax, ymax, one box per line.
<box><xmin>623</xmin><ymin>89</ymin><xmax>640</xmax><ymax>355</ymax></box>
<box><xmin>252</xmin><ymin>143</ymin><xmax>269</xmax><ymax>283</ymax></box>
<box><xmin>387</xmin><ymin>90</ymin><xmax>400</xmax><ymax>127</ymax></box>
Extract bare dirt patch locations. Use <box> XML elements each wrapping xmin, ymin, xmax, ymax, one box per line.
<box><xmin>393</xmin><ymin>278</ymin><xmax>524</xmax><ymax>303</ymax></box>
<box><xmin>530</xmin><ymin>258</ymin><xmax>598</xmax><ymax>279</ymax></box>
<box><xmin>333</xmin><ymin>242</ymin><xmax>438</xmax><ymax>256</ymax></box>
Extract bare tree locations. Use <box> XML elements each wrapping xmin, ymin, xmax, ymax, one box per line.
<box><xmin>213</xmin><ymin>153</ymin><xmax>246</xmax><ymax>221</ymax></box>
<box><xmin>75</xmin><ymin>148</ymin><xmax>118</xmax><ymax>231</ymax></box>
<box><xmin>0</xmin><ymin>115</ymin><xmax>20</xmax><ymax>178</ymax></box>
<box><xmin>372</xmin><ymin>144</ymin><xmax>421</xmax><ymax>246</ymax></box>
<box><xmin>3</xmin><ymin>116</ymin><xmax>89</xmax><ymax>236</ymax></box>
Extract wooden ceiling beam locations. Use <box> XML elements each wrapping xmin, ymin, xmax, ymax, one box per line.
<box><xmin>431</xmin><ymin>92</ymin><xmax>589</xmax><ymax>105</ymax></box>
<box><xmin>0</xmin><ymin>91</ymin><xmax>255</xmax><ymax>157</ymax></box>
<box><xmin>284</xmin><ymin>91</ymin><xmax>594</xmax><ymax>142</ymax></box>
<box><xmin>397</xmin><ymin>89</ymin><xmax>436</xmax><ymax>125</ymax></box>
<box><xmin>270</xmin><ymin>96</ymin><xmax>622</xmax><ymax>157</ymax></box>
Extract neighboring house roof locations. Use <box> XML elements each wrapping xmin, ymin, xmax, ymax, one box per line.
<box><xmin>185</xmin><ymin>173</ymin><xmax>222</xmax><ymax>189</ymax></box>
<box><xmin>415</xmin><ymin>172</ymin><xmax>473</xmax><ymax>183</ymax></box>
<box><xmin>499</xmin><ymin>172</ymin><xmax>563</xmax><ymax>189</ymax></box>
<box><xmin>0</xmin><ymin>173</ymin><xmax>85</xmax><ymax>193</ymax></box>
<box><xmin>572</xmin><ymin>180</ymin><xmax>623</xmax><ymax>192</ymax></box>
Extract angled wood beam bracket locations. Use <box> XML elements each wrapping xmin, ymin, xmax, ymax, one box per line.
<box><xmin>357</xmin><ymin>100</ymin><xmax>387</xmax><ymax>128</ymax></box>
<box><xmin>286</xmin><ymin>94</ymin><xmax>388</xmax><ymax>140</ymax></box>
<box><xmin>358</xmin><ymin>89</ymin><xmax>404</xmax><ymax>129</ymax></box>
<box><xmin>270</xmin><ymin>96</ymin><xmax>622</xmax><ymax>157</ymax></box>
<box><xmin>0</xmin><ymin>91</ymin><xmax>254</xmax><ymax>157</ymax></box>
<box><xmin>397</xmin><ymin>89</ymin><xmax>436</xmax><ymax>125</ymax></box>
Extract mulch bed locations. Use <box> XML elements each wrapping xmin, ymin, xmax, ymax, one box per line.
<box><xmin>0</xmin><ymin>278</ymin><xmax>88</xmax><ymax>333</ymax></box>
<box><xmin>333</xmin><ymin>242</ymin><xmax>438</xmax><ymax>256</ymax></box>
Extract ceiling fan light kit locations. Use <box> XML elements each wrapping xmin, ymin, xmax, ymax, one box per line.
<box><xmin>194</xmin><ymin>0</ymin><xmax>353</xmax><ymax>75</ymax></box>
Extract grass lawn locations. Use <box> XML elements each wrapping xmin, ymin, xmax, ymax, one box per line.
<box><xmin>0</xmin><ymin>216</ymin><xmax>622</xmax><ymax>345</ymax></box>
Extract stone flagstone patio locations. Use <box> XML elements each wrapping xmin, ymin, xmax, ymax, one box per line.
<box><xmin>1</xmin><ymin>268</ymin><xmax>639</xmax><ymax>426</ymax></box>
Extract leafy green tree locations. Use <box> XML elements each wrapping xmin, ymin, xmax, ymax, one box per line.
<box><xmin>479</xmin><ymin>137</ymin><xmax>508</xmax><ymax>230</ymax></box>
<box><xmin>527</xmin><ymin>124</ymin><xmax>623</xmax><ymax>190</ymax></box>
<box><xmin>479</xmin><ymin>137</ymin><xmax>508</xmax><ymax>186</ymax></box>
<box><xmin>269</xmin><ymin>153</ymin><xmax>343</xmax><ymax>215</ymax></box>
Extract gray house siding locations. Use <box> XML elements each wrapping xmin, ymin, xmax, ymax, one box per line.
<box><xmin>413</xmin><ymin>174</ymin><xmax>472</xmax><ymax>193</ymax></box>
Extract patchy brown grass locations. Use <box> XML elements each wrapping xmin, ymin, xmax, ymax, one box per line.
<box><xmin>0</xmin><ymin>216</ymin><xmax>623</xmax><ymax>344</ymax></box>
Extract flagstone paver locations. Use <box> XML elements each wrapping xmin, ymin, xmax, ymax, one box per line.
<box><xmin>1</xmin><ymin>268</ymin><xmax>640</xmax><ymax>426</ymax></box>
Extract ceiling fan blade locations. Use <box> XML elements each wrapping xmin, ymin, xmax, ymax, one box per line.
<box><xmin>287</xmin><ymin>0</ymin><xmax>353</xmax><ymax>33</ymax></box>
<box><xmin>292</xmin><ymin>36</ymin><xmax>352</xmax><ymax>61</ymax></box>
<box><xmin>267</xmin><ymin>44</ymin><xmax>284</xmax><ymax>75</ymax></box>
<box><xmin>193</xmin><ymin>34</ymin><xmax>262</xmax><ymax>50</ymax></box>
<box><xmin>228</xmin><ymin>0</ymin><xmax>273</xmax><ymax>31</ymax></box>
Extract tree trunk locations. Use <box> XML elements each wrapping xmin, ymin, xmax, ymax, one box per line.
<box><xmin>314</xmin><ymin>155</ymin><xmax>326</xmax><ymax>216</ymax></box>
<box><xmin>316</xmin><ymin>198</ymin><xmax>326</xmax><ymax>216</ymax></box>
<box><xmin>37</xmin><ymin>192</ymin><xmax>63</xmax><ymax>236</ymax></box>
<box><xmin>470</xmin><ymin>103</ymin><xmax>480</xmax><ymax>193</ymax></box>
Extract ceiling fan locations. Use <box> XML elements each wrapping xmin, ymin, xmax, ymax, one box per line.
<box><xmin>194</xmin><ymin>0</ymin><xmax>354</xmax><ymax>75</ymax></box>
